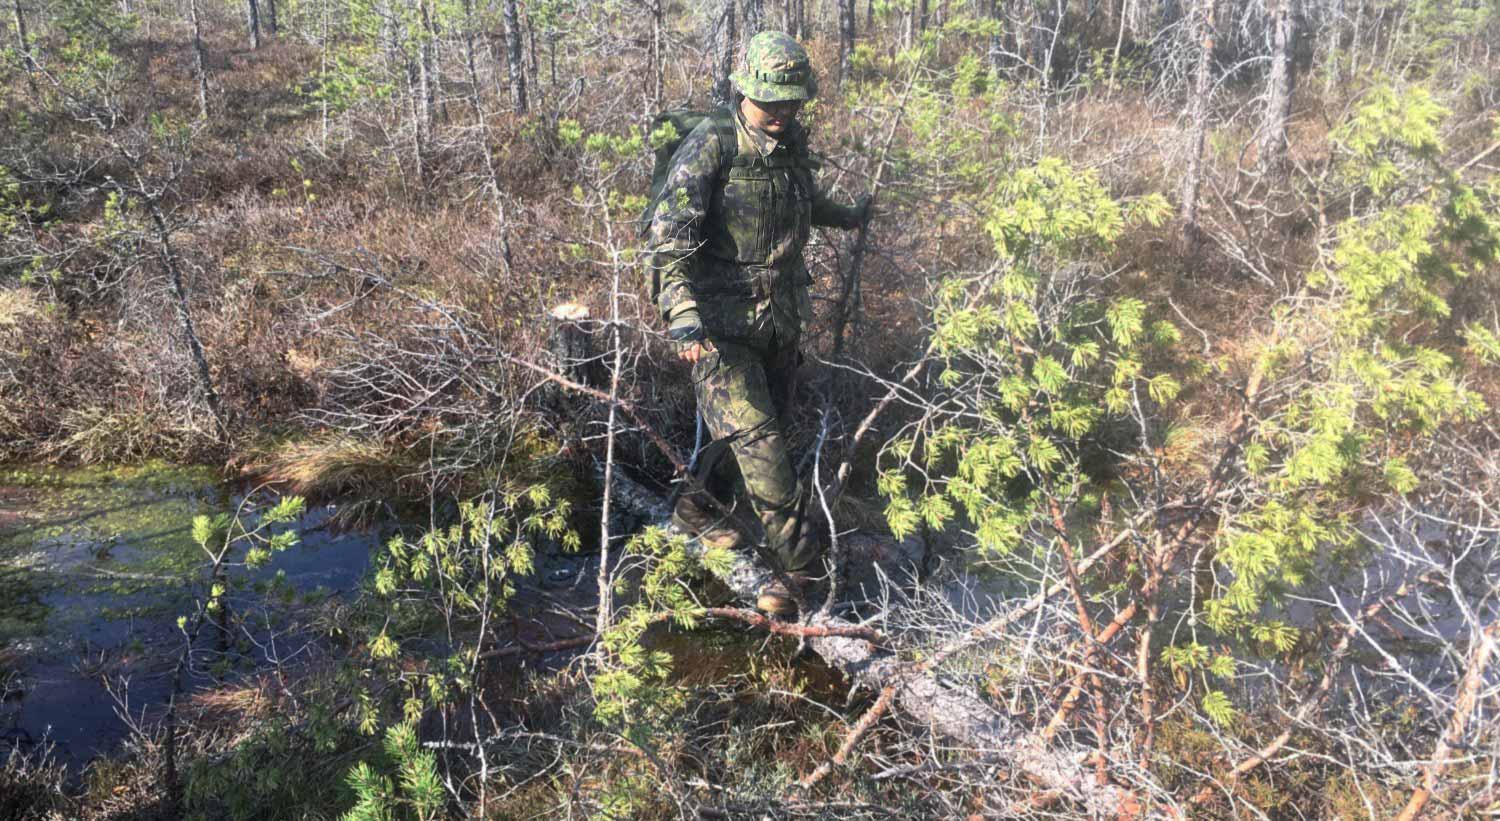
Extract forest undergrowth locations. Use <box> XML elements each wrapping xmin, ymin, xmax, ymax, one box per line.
<box><xmin>1</xmin><ymin>0</ymin><xmax>1498</xmax><ymax>817</ymax></box>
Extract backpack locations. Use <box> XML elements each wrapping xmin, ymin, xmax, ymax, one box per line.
<box><xmin>637</xmin><ymin>107</ymin><xmax>739</xmax><ymax>237</ymax></box>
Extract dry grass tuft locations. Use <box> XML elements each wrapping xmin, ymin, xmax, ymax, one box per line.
<box><xmin>247</xmin><ymin>433</ymin><xmax>419</xmax><ymax>501</ymax></box>
<box><xmin>0</xmin><ymin>288</ymin><xmax>41</xmax><ymax>328</ymax></box>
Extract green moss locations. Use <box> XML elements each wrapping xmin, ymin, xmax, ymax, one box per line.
<box><xmin>0</xmin><ymin>459</ymin><xmax>218</xmax><ymax>492</ymax></box>
<box><xmin>0</xmin><ymin>461</ymin><xmax>227</xmax><ymax>641</ymax></box>
<box><xmin>0</xmin><ymin>566</ymin><xmax>49</xmax><ymax>642</ymax></box>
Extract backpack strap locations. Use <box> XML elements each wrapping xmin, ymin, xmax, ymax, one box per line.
<box><xmin>708</xmin><ymin>107</ymin><xmax>739</xmax><ymax>177</ymax></box>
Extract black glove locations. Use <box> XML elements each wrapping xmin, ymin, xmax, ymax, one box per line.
<box><xmin>668</xmin><ymin>323</ymin><xmax>706</xmax><ymax>344</ymax></box>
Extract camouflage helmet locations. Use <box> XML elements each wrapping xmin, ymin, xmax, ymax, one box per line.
<box><xmin>732</xmin><ymin>31</ymin><xmax>818</xmax><ymax>102</ymax></box>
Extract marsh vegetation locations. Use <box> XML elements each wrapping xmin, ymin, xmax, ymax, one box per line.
<box><xmin>1</xmin><ymin>0</ymin><xmax>1497</xmax><ymax>817</ymax></box>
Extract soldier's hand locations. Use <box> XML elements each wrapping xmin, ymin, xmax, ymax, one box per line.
<box><xmin>677</xmin><ymin>341</ymin><xmax>714</xmax><ymax>364</ymax></box>
<box><xmin>669</xmin><ymin>323</ymin><xmax>712</xmax><ymax>363</ymax></box>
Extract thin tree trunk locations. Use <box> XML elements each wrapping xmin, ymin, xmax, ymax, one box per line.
<box><xmin>838</xmin><ymin>0</ymin><xmax>857</xmax><ymax>85</ymax></box>
<box><xmin>264</xmin><ymin>0</ymin><xmax>278</xmax><ymax>36</ymax></box>
<box><xmin>743</xmin><ymin>0</ymin><xmax>764</xmax><ymax>38</ymax></box>
<box><xmin>246</xmin><ymin>0</ymin><xmax>262</xmax><ymax>49</ymax></box>
<box><xmin>988</xmin><ymin>0</ymin><xmax>1004</xmax><ymax>71</ymax></box>
<box><xmin>12</xmin><ymin>0</ymin><xmax>37</xmax><ymax>96</ymax></box>
<box><xmin>595</xmin><ymin>208</ymin><xmax>625</xmax><ymax>640</ymax></box>
<box><xmin>1108</xmin><ymin>0</ymin><xmax>1129</xmax><ymax>88</ymax></box>
<box><xmin>319</xmin><ymin>0</ymin><xmax>330</xmax><ymax>146</ymax></box>
<box><xmin>526</xmin><ymin>9</ymin><xmax>538</xmax><ymax>80</ymax></box>
<box><xmin>1349</xmin><ymin>0</ymin><xmax>1364</xmax><ymax>78</ymax></box>
<box><xmin>1134</xmin><ymin>532</ymin><xmax>1167</xmax><ymax>764</ymax></box>
<box><xmin>401</xmin><ymin>13</ymin><xmax>427</xmax><ymax>185</ymax></box>
<box><xmin>434</xmin><ymin>9</ymin><xmax>451</xmax><ymax>124</ymax></box>
<box><xmin>650</xmin><ymin>0</ymin><xmax>664</xmax><ymax>107</ymax></box>
<box><xmin>145</xmin><ymin>200</ymin><xmax>230</xmax><ymax>445</ymax></box>
<box><xmin>1181</xmin><ymin>0</ymin><xmax>1215</xmax><ymax>239</ymax></box>
<box><xmin>713</xmin><ymin>0</ymin><xmax>736</xmax><ymax>107</ymax></box>
<box><xmin>188</xmin><ymin>0</ymin><xmax>210</xmax><ymax>120</ymax></box>
<box><xmin>417</xmin><ymin>0</ymin><xmax>437</xmax><ymax>130</ymax></box>
<box><xmin>462</xmin><ymin>0</ymin><xmax>515</xmax><ymax>278</ymax></box>
<box><xmin>1259</xmin><ymin>0</ymin><xmax>1297</xmax><ymax>166</ymax></box>
<box><xmin>502</xmin><ymin>0</ymin><xmax>527</xmax><ymax>114</ymax></box>
<box><xmin>1321</xmin><ymin>0</ymin><xmax>1341</xmax><ymax>98</ymax></box>
<box><xmin>1037</xmin><ymin>0</ymin><xmax>1066</xmax><ymax>90</ymax></box>
<box><xmin>462</xmin><ymin>0</ymin><xmax>481</xmax><ymax>119</ymax></box>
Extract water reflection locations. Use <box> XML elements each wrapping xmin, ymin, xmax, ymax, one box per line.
<box><xmin>0</xmin><ymin>463</ymin><xmax>378</xmax><ymax>773</ymax></box>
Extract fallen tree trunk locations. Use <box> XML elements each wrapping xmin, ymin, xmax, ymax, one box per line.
<box><xmin>608</xmin><ymin>472</ymin><xmax>1140</xmax><ymax>817</ymax></box>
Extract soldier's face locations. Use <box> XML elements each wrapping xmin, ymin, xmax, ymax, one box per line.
<box><xmin>741</xmin><ymin>96</ymin><xmax>804</xmax><ymax>136</ymax></box>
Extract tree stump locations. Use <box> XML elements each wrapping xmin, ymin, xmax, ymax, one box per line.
<box><xmin>546</xmin><ymin>302</ymin><xmax>598</xmax><ymax>387</ymax></box>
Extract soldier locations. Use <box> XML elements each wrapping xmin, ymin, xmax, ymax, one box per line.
<box><xmin>645</xmin><ymin>31</ymin><xmax>871</xmax><ymax>618</ymax></box>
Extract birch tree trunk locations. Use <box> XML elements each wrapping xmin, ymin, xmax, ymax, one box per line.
<box><xmin>713</xmin><ymin>0</ymin><xmax>737</xmax><ymax>107</ymax></box>
<box><xmin>1259</xmin><ymin>0</ymin><xmax>1297</xmax><ymax>166</ymax></box>
<box><xmin>502</xmin><ymin>0</ymin><xmax>528</xmax><ymax>114</ymax></box>
<box><xmin>650</xmin><ymin>0</ymin><xmax>664</xmax><ymax>107</ymax></box>
<box><xmin>12</xmin><ymin>0</ymin><xmax>37</xmax><ymax>96</ymax></box>
<box><xmin>417</xmin><ymin>0</ymin><xmax>438</xmax><ymax>130</ymax></box>
<box><xmin>1108</xmin><ymin>0</ymin><xmax>1130</xmax><ymax>87</ymax></box>
<box><xmin>1181</xmin><ymin>0</ymin><xmax>1215</xmax><ymax>239</ymax></box>
<box><xmin>188</xmin><ymin>0</ymin><xmax>210</xmax><ymax>120</ymax></box>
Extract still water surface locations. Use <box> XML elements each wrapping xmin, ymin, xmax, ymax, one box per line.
<box><xmin>0</xmin><ymin>463</ymin><xmax>379</xmax><ymax>773</ymax></box>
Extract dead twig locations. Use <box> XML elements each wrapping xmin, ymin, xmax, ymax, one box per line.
<box><xmin>798</xmin><ymin>682</ymin><xmax>900</xmax><ymax>790</ymax></box>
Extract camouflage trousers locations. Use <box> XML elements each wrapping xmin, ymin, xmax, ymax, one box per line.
<box><xmin>687</xmin><ymin>321</ymin><xmax>821</xmax><ymax>574</ymax></box>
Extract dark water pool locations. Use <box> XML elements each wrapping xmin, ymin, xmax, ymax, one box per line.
<box><xmin>0</xmin><ymin>463</ymin><xmax>380</xmax><ymax>773</ymax></box>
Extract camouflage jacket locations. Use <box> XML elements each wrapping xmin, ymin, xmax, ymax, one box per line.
<box><xmin>646</xmin><ymin>107</ymin><xmax>864</xmax><ymax>342</ymax></box>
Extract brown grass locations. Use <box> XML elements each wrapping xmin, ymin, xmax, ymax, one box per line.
<box><xmin>244</xmin><ymin>433</ymin><xmax>419</xmax><ymax>500</ymax></box>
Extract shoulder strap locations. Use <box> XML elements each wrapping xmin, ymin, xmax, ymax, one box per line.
<box><xmin>709</xmin><ymin>107</ymin><xmax>738</xmax><ymax>175</ymax></box>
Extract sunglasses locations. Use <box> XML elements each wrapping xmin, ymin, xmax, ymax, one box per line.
<box><xmin>752</xmin><ymin>98</ymin><xmax>805</xmax><ymax>115</ymax></box>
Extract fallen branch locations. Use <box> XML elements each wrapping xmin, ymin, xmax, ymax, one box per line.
<box><xmin>798</xmin><ymin>682</ymin><xmax>899</xmax><ymax>790</ymax></box>
<box><xmin>1396</xmin><ymin>619</ymin><xmax>1500</xmax><ymax>821</ymax></box>
<box><xmin>609</xmin><ymin>471</ymin><xmax>1141</xmax><ymax>816</ymax></box>
<box><xmin>475</xmin><ymin>608</ymin><xmax>883</xmax><ymax>662</ymax></box>
<box><xmin>698</xmin><ymin>607</ymin><xmax>885</xmax><ymax>644</ymax></box>
<box><xmin>476</xmin><ymin>634</ymin><xmax>595</xmax><ymax>660</ymax></box>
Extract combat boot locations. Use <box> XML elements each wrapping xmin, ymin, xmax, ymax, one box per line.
<box><xmin>756</xmin><ymin>571</ymin><xmax>817</xmax><ymax>619</ymax></box>
<box><xmin>670</xmin><ymin>493</ymin><xmax>744</xmax><ymax>551</ymax></box>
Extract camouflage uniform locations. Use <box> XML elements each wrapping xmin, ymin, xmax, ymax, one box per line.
<box><xmin>647</xmin><ymin>32</ymin><xmax>867</xmax><ymax>574</ymax></box>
